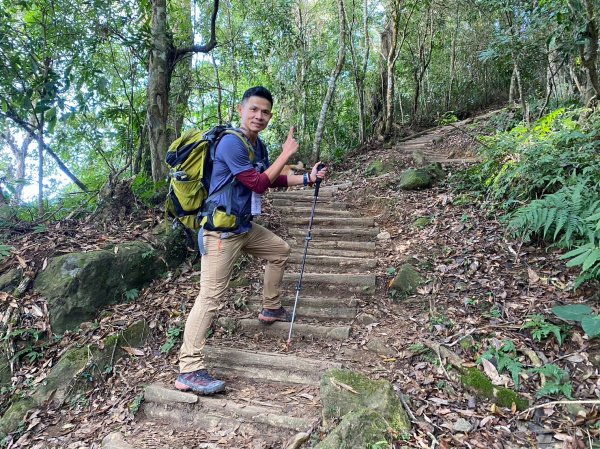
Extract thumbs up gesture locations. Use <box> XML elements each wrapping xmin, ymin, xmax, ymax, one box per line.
<box><xmin>282</xmin><ymin>126</ymin><xmax>299</xmax><ymax>158</ymax></box>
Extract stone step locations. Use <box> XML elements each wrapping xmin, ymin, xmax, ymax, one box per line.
<box><xmin>283</xmin><ymin>272</ymin><xmax>376</xmax><ymax>295</ymax></box>
<box><xmin>288</xmin><ymin>239</ymin><xmax>376</xmax><ymax>253</ymax></box>
<box><xmin>289</xmin><ymin>245</ymin><xmax>376</xmax><ymax>259</ymax></box>
<box><xmin>288</xmin><ymin>254</ymin><xmax>377</xmax><ymax>272</ymax></box>
<box><xmin>282</xmin><ymin>216</ymin><xmax>375</xmax><ymax>228</ymax></box>
<box><xmin>246</xmin><ymin>296</ymin><xmax>358</xmax><ymax>321</ymax></box>
<box><xmin>142</xmin><ymin>384</ymin><xmax>315</xmax><ymax>434</ymax></box>
<box><xmin>252</xmin><ymin>294</ymin><xmax>359</xmax><ymax>309</ymax></box>
<box><xmin>270</xmin><ymin>190</ymin><xmax>334</xmax><ymax>200</ymax></box>
<box><xmin>275</xmin><ymin>206</ymin><xmax>354</xmax><ymax>217</ymax></box>
<box><xmin>287</xmin><ymin>227</ymin><xmax>379</xmax><ymax>240</ymax></box>
<box><xmin>203</xmin><ymin>345</ymin><xmax>342</xmax><ymax>385</ymax></box>
<box><xmin>218</xmin><ymin>317</ymin><xmax>351</xmax><ymax>342</ymax></box>
<box><xmin>272</xmin><ymin>198</ymin><xmax>347</xmax><ymax>209</ymax></box>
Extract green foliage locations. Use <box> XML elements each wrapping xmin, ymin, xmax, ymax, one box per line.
<box><xmin>123</xmin><ymin>288</ymin><xmax>139</xmax><ymax>302</ymax></box>
<box><xmin>160</xmin><ymin>325</ymin><xmax>183</xmax><ymax>354</ymax></box>
<box><xmin>0</xmin><ymin>244</ymin><xmax>13</xmax><ymax>261</ymax></box>
<box><xmin>454</xmin><ymin>107</ymin><xmax>600</xmax><ymax>286</ymax></box>
<box><xmin>128</xmin><ymin>392</ymin><xmax>144</xmax><ymax>414</ymax></box>
<box><xmin>530</xmin><ymin>364</ymin><xmax>572</xmax><ymax>399</ymax></box>
<box><xmin>521</xmin><ymin>314</ymin><xmax>565</xmax><ymax>345</ymax></box>
<box><xmin>437</xmin><ymin>111</ymin><xmax>458</xmax><ymax>126</ymax></box>
<box><xmin>480</xmin><ymin>339</ymin><xmax>523</xmax><ymax>389</ymax></box>
<box><xmin>552</xmin><ymin>304</ymin><xmax>600</xmax><ymax>338</ymax></box>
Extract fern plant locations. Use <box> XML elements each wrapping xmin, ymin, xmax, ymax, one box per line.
<box><xmin>508</xmin><ymin>178</ymin><xmax>600</xmax><ymax>247</ymax></box>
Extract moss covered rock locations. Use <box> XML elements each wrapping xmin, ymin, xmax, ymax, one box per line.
<box><xmin>34</xmin><ymin>242</ymin><xmax>167</xmax><ymax>333</ymax></box>
<box><xmin>389</xmin><ymin>264</ymin><xmax>423</xmax><ymax>295</ymax></box>
<box><xmin>411</xmin><ymin>217</ymin><xmax>432</xmax><ymax>229</ymax></box>
<box><xmin>314</xmin><ymin>409</ymin><xmax>391</xmax><ymax>449</ymax></box>
<box><xmin>320</xmin><ymin>368</ymin><xmax>410</xmax><ymax>434</ymax></box>
<box><xmin>461</xmin><ymin>367</ymin><xmax>529</xmax><ymax>411</ymax></box>
<box><xmin>398</xmin><ymin>169</ymin><xmax>433</xmax><ymax>190</ymax></box>
<box><xmin>0</xmin><ymin>320</ymin><xmax>150</xmax><ymax>437</ymax></box>
<box><xmin>0</xmin><ymin>268</ymin><xmax>21</xmax><ymax>293</ymax></box>
<box><xmin>365</xmin><ymin>159</ymin><xmax>394</xmax><ymax>177</ymax></box>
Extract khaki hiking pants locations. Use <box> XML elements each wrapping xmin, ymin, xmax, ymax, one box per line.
<box><xmin>179</xmin><ymin>223</ymin><xmax>291</xmax><ymax>373</ymax></box>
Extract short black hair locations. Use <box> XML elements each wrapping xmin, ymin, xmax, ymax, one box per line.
<box><xmin>241</xmin><ymin>86</ymin><xmax>273</xmax><ymax>108</ymax></box>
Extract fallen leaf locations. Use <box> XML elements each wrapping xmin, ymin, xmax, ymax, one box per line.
<box><xmin>16</xmin><ymin>254</ymin><xmax>27</xmax><ymax>268</ymax></box>
<box><xmin>42</xmin><ymin>258</ymin><xmax>48</xmax><ymax>270</ymax></box>
<box><xmin>114</xmin><ymin>246</ymin><xmax>119</xmax><ymax>254</ymax></box>
<box><xmin>330</xmin><ymin>378</ymin><xmax>358</xmax><ymax>394</ymax></box>
<box><xmin>480</xmin><ymin>358</ymin><xmax>508</xmax><ymax>386</ymax></box>
<box><xmin>121</xmin><ymin>346</ymin><xmax>144</xmax><ymax>357</ymax></box>
<box><xmin>527</xmin><ymin>267</ymin><xmax>539</xmax><ymax>283</ymax></box>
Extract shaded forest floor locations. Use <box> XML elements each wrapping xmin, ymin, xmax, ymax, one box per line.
<box><xmin>0</xmin><ymin>117</ymin><xmax>599</xmax><ymax>448</ymax></box>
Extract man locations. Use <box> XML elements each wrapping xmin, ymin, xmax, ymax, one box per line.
<box><xmin>176</xmin><ymin>86</ymin><xmax>327</xmax><ymax>394</ymax></box>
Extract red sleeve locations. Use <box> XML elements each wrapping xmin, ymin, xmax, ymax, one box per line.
<box><xmin>271</xmin><ymin>175</ymin><xmax>289</xmax><ymax>188</ymax></box>
<box><xmin>235</xmin><ymin>169</ymin><xmax>272</xmax><ymax>194</ymax></box>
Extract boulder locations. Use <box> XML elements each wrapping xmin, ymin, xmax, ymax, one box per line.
<box><xmin>0</xmin><ymin>320</ymin><xmax>149</xmax><ymax>437</ymax></box>
<box><xmin>314</xmin><ymin>409</ymin><xmax>390</xmax><ymax>449</ymax></box>
<box><xmin>389</xmin><ymin>264</ymin><xmax>423</xmax><ymax>295</ymax></box>
<box><xmin>34</xmin><ymin>242</ymin><xmax>167</xmax><ymax>333</ymax></box>
<box><xmin>365</xmin><ymin>160</ymin><xmax>393</xmax><ymax>177</ymax></box>
<box><xmin>320</xmin><ymin>368</ymin><xmax>410</xmax><ymax>434</ymax></box>
<box><xmin>398</xmin><ymin>169</ymin><xmax>432</xmax><ymax>190</ymax></box>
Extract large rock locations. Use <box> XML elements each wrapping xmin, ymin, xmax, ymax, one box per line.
<box><xmin>34</xmin><ymin>242</ymin><xmax>168</xmax><ymax>333</ymax></box>
<box><xmin>320</xmin><ymin>368</ymin><xmax>410</xmax><ymax>434</ymax></box>
<box><xmin>389</xmin><ymin>263</ymin><xmax>423</xmax><ymax>295</ymax></box>
<box><xmin>314</xmin><ymin>409</ymin><xmax>390</xmax><ymax>449</ymax></box>
<box><xmin>398</xmin><ymin>169</ymin><xmax>433</xmax><ymax>190</ymax></box>
<box><xmin>0</xmin><ymin>320</ymin><xmax>149</xmax><ymax>437</ymax></box>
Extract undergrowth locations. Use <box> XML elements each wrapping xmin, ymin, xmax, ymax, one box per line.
<box><xmin>453</xmin><ymin>106</ymin><xmax>600</xmax><ymax>286</ymax></box>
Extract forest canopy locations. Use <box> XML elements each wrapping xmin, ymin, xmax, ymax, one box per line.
<box><xmin>0</xmin><ymin>0</ymin><xmax>598</xmax><ymax>213</ymax></box>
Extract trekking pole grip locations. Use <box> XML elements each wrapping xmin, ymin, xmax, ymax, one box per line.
<box><xmin>314</xmin><ymin>163</ymin><xmax>326</xmax><ymax>197</ymax></box>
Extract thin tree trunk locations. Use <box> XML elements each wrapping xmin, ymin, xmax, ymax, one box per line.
<box><xmin>446</xmin><ymin>6</ymin><xmax>459</xmax><ymax>111</ymax></box>
<box><xmin>580</xmin><ymin>0</ymin><xmax>600</xmax><ymax>103</ymax></box>
<box><xmin>37</xmin><ymin>120</ymin><xmax>44</xmax><ymax>215</ymax></box>
<box><xmin>2</xmin><ymin>133</ymin><xmax>33</xmax><ymax>202</ymax></box>
<box><xmin>312</xmin><ymin>0</ymin><xmax>347</xmax><ymax>162</ymax></box>
<box><xmin>211</xmin><ymin>52</ymin><xmax>224</xmax><ymax>124</ymax></box>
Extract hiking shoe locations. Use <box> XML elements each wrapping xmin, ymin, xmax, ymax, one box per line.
<box><xmin>258</xmin><ymin>307</ymin><xmax>292</xmax><ymax>324</ymax></box>
<box><xmin>174</xmin><ymin>369</ymin><xmax>225</xmax><ymax>394</ymax></box>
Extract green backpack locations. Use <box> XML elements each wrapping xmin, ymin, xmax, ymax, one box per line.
<box><xmin>164</xmin><ymin>125</ymin><xmax>254</xmax><ymax>242</ymax></box>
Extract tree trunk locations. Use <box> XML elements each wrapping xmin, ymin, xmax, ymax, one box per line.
<box><xmin>147</xmin><ymin>0</ymin><xmax>219</xmax><ymax>182</ymax></box>
<box><xmin>312</xmin><ymin>0</ymin><xmax>346</xmax><ymax>162</ymax></box>
<box><xmin>212</xmin><ymin>51</ymin><xmax>224</xmax><ymax>124</ymax></box>
<box><xmin>147</xmin><ymin>0</ymin><xmax>172</xmax><ymax>182</ymax></box>
<box><xmin>37</xmin><ymin>119</ymin><xmax>44</xmax><ymax>215</ymax></box>
<box><xmin>580</xmin><ymin>0</ymin><xmax>600</xmax><ymax>103</ymax></box>
<box><xmin>3</xmin><ymin>133</ymin><xmax>33</xmax><ymax>202</ymax></box>
<box><xmin>446</xmin><ymin>6</ymin><xmax>459</xmax><ymax>111</ymax></box>
<box><xmin>344</xmin><ymin>0</ymin><xmax>370</xmax><ymax>144</ymax></box>
<box><xmin>411</xmin><ymin>6</ymin><xmax>434</xmax><ymax>126</ymax></box>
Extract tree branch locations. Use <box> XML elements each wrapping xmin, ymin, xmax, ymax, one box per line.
<box><xmin>175</xmin><ymin>0</ymin><xmax>220</xmax><ymax>57</ymax></box>
<box><xmin>1</xmin><ymin>108</ymin><xmax>89</xmax><ymax>194</ymax></box>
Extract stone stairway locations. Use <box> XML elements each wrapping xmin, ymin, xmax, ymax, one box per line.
<box><xmin>135</xmin><ymin>182</ymin><xmax>378</xmax><ymax>448</ymax></box>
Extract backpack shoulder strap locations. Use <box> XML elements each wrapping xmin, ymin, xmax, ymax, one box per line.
<box><xmin>220</xmin><ymin>129</ymin><xmax>255</xmax><ymax>163</ymax></box>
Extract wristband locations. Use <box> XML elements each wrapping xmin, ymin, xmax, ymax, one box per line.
<box><xmin>303</xmin><ymin>173</ymin><xmax>309</xmax><ymax>186</ymax></box>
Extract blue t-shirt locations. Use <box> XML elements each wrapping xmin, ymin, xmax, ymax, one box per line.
<box><xmin>209</xmin><ymin>133</ymin><xmax>269</xmax><ymax>233</ymax></box>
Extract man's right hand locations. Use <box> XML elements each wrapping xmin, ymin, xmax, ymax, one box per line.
<box><xmin>282</xmin><ymin>126</ymin><xmax>299</xmax><ymax>158</ymax></box>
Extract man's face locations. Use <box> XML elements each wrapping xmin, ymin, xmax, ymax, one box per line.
<box><xmin>238</xmin><ymin>96</ymin><xmax>273</xmax><ymax>134</ymax></box>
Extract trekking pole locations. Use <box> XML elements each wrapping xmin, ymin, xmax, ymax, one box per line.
<box><xmin>287</xmin><ymin>163</ymin><xmax>326</xmax><ymax>349</ymax></box>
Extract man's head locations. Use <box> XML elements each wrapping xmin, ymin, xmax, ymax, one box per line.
<box><xmin>241</xmin><ymin>86</ymin><xmax>273</xmax><ymax>108</ymax></box>
<box><xmin>238</xmin><ymin>86</ymin><xmax>274</xmax><ymax>136</ymax></box>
